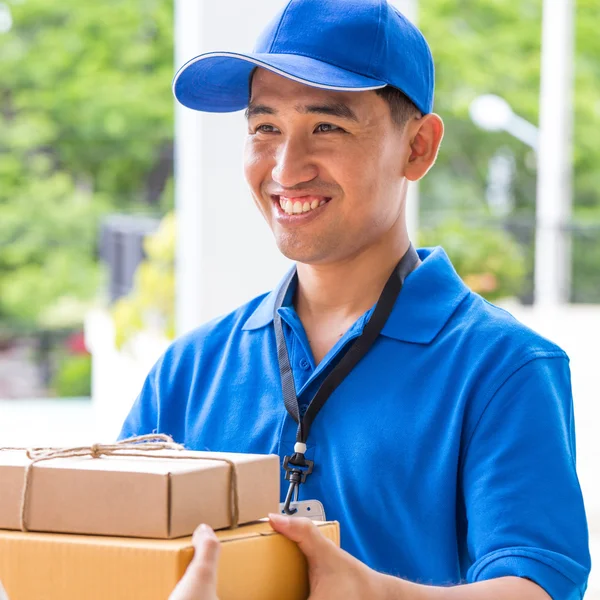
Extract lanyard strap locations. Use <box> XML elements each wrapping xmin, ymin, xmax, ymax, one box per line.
<box><xmin>274</xmin><ymin>244</ymin><xmax>419</xmax><ymax>453</ymax></box>
<box><xmin>274</xmin><ymin>245</ymin><xmax>419</xmax><ymax>514</ymax></box>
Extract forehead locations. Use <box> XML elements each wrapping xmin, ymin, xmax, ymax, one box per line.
<box><xmin>249</xmin><ymin>68</ymin><xmax>378</xmax><ymax>111</ymax></box>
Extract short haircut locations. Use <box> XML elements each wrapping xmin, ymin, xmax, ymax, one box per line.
<box><xmin>374</xmin><ymin>85</ymin><xmax>421</xmax><ymax>127</ymax></box>
<box><xmin>248</xmin><ymin>69</ymin><xmax>421</xmax><ymax>127</ymax></box>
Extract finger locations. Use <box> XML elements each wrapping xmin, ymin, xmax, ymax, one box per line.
<box><xmin>268</xmin><ymin>513</ymin><xmax>334</xmax><ymax>562</ymax></box>
<box><xmin>189</xmin><ymin>524</ymin><xmax>221</xmax><ymax>586</ymax></box>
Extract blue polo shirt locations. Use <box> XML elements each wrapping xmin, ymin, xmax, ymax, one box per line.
<box><xmin>120</xmin><ymin>247</ymin><xmax>590</xmax><ymax>599</ymax></box>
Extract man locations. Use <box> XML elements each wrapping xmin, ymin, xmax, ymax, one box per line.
<box><xmin>121</xmin><ymin>1</ymin><xmax>590</xmax><ymax>598</ymax></box>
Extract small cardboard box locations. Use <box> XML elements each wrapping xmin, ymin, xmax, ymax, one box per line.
<box><xmin>0</xmin><ymin>449</ymin><xmax>279</xmax><ymax>538</ymax></box>
<box><xmin>0</xmin><ymin>521</ymin><xmax>340</xmax><ymax>600</ymax></box>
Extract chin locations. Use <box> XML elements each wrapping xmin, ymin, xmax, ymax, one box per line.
<box><xmin>276</xmin><ymin>238</ymin><xmax>319</xmax><ymax>265</ymax></box>
<box><xmin>275</xmin><ymin>238</ymin><xmax>341</xmax><ymax>266</ymax></box>
<box><xmin>278</xmin><ymin>247</ymin><xmax>316</xmax><ymax>265</ymax></box>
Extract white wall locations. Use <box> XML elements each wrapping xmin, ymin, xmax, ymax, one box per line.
<box><xmin>175</xmin><ymin>0</ymin><xmax>291</xmax><ymax>335</ymax></box>
<box><xmin>85</xmin><ymin>309</ymin><xmax>170</xmax><ymax>441</ymax></box>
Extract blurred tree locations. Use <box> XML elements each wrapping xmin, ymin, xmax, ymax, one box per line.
<box><xmin>112</xmin><ymin>212</ymin><xmax>175</xmax><ymax>349</ymax></box>
<box><xmin>51</xmin><ymin>353</ymin><xmax>92</xmax><ymax>398</ymax></box>
<box><xmin>0</xmin><ymin>0</ymin><xmax>599</xmax><ymax>335</ymax></box>
<box><xmin>420</xmin><ymin>218</ymin><xmax>527</xmax><ymax>301</ymax></box>
<box><xmin>419</xmin><ymin>0</ymin><xmax>600</xmax><ymax>302</ymax></box>
<box><xmin>0</xmin><ymin>0</ymin><xmax>174</xmax><ymax>332</ymax></box>
<box><xmin>421</xmin><ymin>0</ymin><xmax>600</xmax><ymax>215</ymax></box>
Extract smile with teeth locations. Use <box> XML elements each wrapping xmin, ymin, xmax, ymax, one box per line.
<box><xmin>277</xmin><ymin>196</ymin><xmax>329</xmax><ymax>215</ymax></box>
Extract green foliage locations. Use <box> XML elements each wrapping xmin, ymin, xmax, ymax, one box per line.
<box><xmin>0</xmin><ymin>171</ymin><xmax>105</xmax><ymax>328</ymax></box>
<box><xmin>420</xmin><ymin>219</ymin><xmax>527</xmax><ymax>301</ymax></box>
<box><xmin>417</xmin><ymin>1</ymin><xmax>600</xmax><ymax>302</ymax></box>
<box><xmin>0</xmin><ymin>0</ymin><xmax>174</xmax><ymax>332</ymax></box>
<box><xmin>571</xmin><ymin>224</ymin><xmax>600</xmax><ymax>303</ymax></box>
<box><xmin>51</xmin><ymin>354</ymin><xmax>92</xmax><ymax>398</ymax></box>
<box><xmin>420</xmin><ymin>0</ymin><xmax>600</xmax><ymax>217</ymax></box>
<box><xmin>112</xmin><ymin>212</ymin><xmax>175</xmax><ymax>349</ymax></box>
<box><xmin>0</xmin><ymin>0</ymin><xmax>599</xmax><ymax>336</ymax></box>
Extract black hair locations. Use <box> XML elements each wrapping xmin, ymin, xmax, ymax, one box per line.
<box><xmin>374</xmin><ymin>85</ymin><xmax>421</xmax><ymax>127</ymax></box>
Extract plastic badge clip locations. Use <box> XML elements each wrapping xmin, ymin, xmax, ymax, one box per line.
<box><xmin>282</xmin><ymin>454</ymin><xmax>314</xmax><ymax>515</ymax></box>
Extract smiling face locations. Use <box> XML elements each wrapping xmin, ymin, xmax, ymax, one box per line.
<box><xmin>244</xmin><ymin>69</ymin><xmax>441</xmax><ymax>265</ymax></box>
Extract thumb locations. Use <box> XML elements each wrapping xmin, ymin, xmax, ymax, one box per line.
<box><xmin>169</xmin><ymin>524</ymin><xmax>221</xmax><ymax>600</ymax></box>
<box><xmin>190</xmin><ymin>524</ymin><xmax>221</xmax><ymax>585</ymax></box>
<box><xmin>268</xmin><ymin>513</ymin><xmax>335</xmax><ymax>564</ymax></box>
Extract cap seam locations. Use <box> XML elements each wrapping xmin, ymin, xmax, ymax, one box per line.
<box><xmin>366</xmin><ymin>0</ymin><xmax>384</xmax><ymax>78</ymax></box>
<box><xmin>268</xmin><ymin>0</ymin><xmax>295</xmax><ymax>53</ymax></box>
<box><xmin>173</xmin><ymin>1</ymin><xmax>434</xmax><ymax>114</ymax></box>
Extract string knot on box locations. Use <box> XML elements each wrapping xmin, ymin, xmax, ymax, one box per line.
<box><xmin>1</xmin><ymin>434</ymin><xmax>239</xmax><ymax>532</ymax></box>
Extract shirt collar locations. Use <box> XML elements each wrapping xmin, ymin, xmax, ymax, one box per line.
<box><xmin>379</xmin><ymin>247</ymin><xmax>470</xmax><ymax>344</ymax></box>
<box><xmin>241</xmin><ymin>247</ymin><xmax>470</xmax><ymax>344</ymax></box>
<box><xmin>242</xmin><ymin>265</ymin><xmax>297</xmax><ymax>331</ymax></box>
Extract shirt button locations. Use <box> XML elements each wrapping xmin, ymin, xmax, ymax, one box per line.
<box><xmin>299</xmin><ymin>404</ymin><xmax>308</xmax><ymax>417</ymax></box>
<box><xmin>299</xmin><ymin>358</ymin><xmax>310</xmax><ymax>370</ymax></box>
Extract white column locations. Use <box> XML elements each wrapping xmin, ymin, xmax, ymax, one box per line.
<box><xmin>174</xmin><ymin>0</ymin><xmax>204</xmax><ymax>335</ymax></box>
<box><xmin>390</xmin><ymin>0</ymin><xmax>420</xmax><ymax>244</ymax></box>
<box><xmin>534</xmin><ymin>0</ymin><xmax>574</xmax><ymax>306</ymax></box>
<box><xmin>174</xmin><ymin>0</ymin><xmax>291</xmax><ymax>336</ymax></box>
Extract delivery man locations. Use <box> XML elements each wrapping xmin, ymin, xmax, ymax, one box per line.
<box><xmin>121</xmin><ymin>1</ymin><xmax>591</xmax><ymax>598</ymax></box>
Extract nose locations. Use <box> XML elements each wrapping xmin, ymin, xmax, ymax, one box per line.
<box><xmin>271</xmin><ymin>137</ymin><xmax>319</xmax><ymax>188</ymax></box>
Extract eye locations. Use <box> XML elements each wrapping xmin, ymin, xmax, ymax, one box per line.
<box><xmin>315</xmin><ymin>123</ymin><xmax>344</xmax><ymax>133</ymax></box>
<box><xmin>254</xmin><ymin>124</ymin><xmax>280</xmax><ymax>134</ymax></box>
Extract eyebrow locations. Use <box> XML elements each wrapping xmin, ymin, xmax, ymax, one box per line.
<box><xmin>245</xmin><ymin>104</ymin><xmax>277</xmax><ymax>119</ymax></box>
<box><xmin>245</xmin><ymin>101</ymin><xmax>359</xmax><ymax>122</ymax></box>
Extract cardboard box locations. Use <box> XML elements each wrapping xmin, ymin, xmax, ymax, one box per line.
<box><xmin>0</xmin><ymin>449</ymin><xmax>279</xmax><ymax>538</ymax></box>
<box><xmin>0</xmin><ymin>520</ymin><xmax>340</xmax><ymax>600</ymax></box>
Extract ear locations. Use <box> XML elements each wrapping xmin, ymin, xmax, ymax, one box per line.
<box><xmin>403</xmin><ymin>113</ymin><xmax>444</xmax><ymax>182</ymax></box>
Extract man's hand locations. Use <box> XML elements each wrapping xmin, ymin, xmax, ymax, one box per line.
<box><xmin>167</xmin><ymin>516</ymin><xmax>549</xmax><ymax>600</ymax></box>
<box><xmin>268</xmin><ymin>513</ymin><xmax>388</xmax><ymax>599</ymax></box>
<box><xmin>269</xmin><ymin>514</ymin><xmax>552</xmax><ymax>600</ymax></box>
<box><xmin>167</xmin><ymin>515</ymin><xmax>385</xmax><ymax>600</ymax></box>
<box><xmin>169</xmin><ymin>524</ymin><xmax>221</xmax><ymax>600</ymax></box>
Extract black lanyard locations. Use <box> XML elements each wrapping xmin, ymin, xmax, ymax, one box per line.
<box><xmin>273</xmin><ymin>244</ymin><xmax>420</xmax><ymax>514</ymax></box>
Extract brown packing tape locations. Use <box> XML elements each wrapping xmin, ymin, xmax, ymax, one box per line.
<box><xmin>0</xmin><ymin>521</ymin><xmax>341</xmax><ymax>600</ymax></box>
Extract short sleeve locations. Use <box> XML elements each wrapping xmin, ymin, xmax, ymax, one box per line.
<box><xmin>461</xmin><ymin>355</ymin><xmax>590</xmax><ymax>599</ymax></box>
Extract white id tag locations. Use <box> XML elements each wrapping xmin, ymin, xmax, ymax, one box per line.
<box><xmin>277</xmin><ymin>499</ymin><xmax>326</xmax><ymax>521</ymax></box>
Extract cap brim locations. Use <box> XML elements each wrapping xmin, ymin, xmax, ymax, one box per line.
<box><xmin>173</xmin><ymin>52</ymin><xmax>387</xmax><ymax>113</ymax></box>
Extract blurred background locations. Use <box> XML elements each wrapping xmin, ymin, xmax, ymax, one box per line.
<box><xmin>0</xmin><ymin>0</ymin><xmax>598</xmax><ymax>593</ymax></box>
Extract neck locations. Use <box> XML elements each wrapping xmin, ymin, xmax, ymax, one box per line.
<box><xmin>294</xmin><ymin>230</ymin><xmax>414</xmax><ymax>324</ymax></box>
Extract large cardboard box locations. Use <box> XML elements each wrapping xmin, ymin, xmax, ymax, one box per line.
<box><xmin>0</xmin><ymin>520</ymin><xmax>340</xmax><ymax>600</ymax></box>
<box><xmin>0</xmin><ymin>449</ymin><xmax>279</xmax><ymax>538</ymax></box>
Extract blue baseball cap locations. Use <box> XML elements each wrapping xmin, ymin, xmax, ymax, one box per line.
<box><xmin>173</xmin><ymin>0</ymin><xmax>435</xmax><ymax>115</ymax></box>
